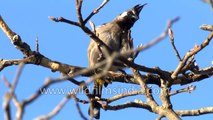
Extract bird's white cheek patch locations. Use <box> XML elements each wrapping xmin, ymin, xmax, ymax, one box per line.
<box><xmin>120</xmin><ymin>11</ymin><xmax>128</xmax><ymax>17</ymax></box>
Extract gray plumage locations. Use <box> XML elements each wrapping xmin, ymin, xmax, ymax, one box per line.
<box><xmin>88</xmin><ymin>4</ymin><xmax>147</xmax><ymax>119</ymax></box>
<box><xmin>88</xmin><ymin>21</ymin><xmax>133</xmax><ymax>70</ymax></box>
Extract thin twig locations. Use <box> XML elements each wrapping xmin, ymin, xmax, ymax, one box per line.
<box><xmin>169</xmin><ymin>85</ymin><xmax>196</xmax><ymax>96</ymax></box>
<box><xmin>83</xmin><ymin>0</ymin><xmax>109</xmax><ymax>24</ymax></box>
<box><xmin>23</xmin><ymin>78</ymin><xmax>67</xmax><ymax>105</ymax></box>
<box><xmin>11</xmin><ymin>63</ymin><xmax>25</xmax><ymax>93</ymax></box>
<box><xmin>102</xmin><ymin>89</ymin><xmax>144</xmax><ymax>104</ymax></box>
<box><xmin>48</xmin><ymin>16</ymin><xmax>80</xmax><ymax>27</ymax></box>
<box><xmin>72</xmin><ymin>95</ymin><xmax>88</xmax><ymax>120</ymax></box>
<box><xmin>0</xmin><ymin>57</ymin><xmax>34</xmax><ymax>71</ymax></box>
<box><xmin>180</xmin><ymin>55</ymin><xmax>196</xmax><ymax>73</ymax></box>
<box><xmin>200</xmin><ymin>24</ymin><xmax>213</xmax><ymax>31</ymax></box>
<box><xmin>168</xmin><ymin>28</ymin><xmax>182</xmax><ymax>61</ymax></box>
<box><xmin>76</xmin><ymin>0</ymin><xmax>84</xmax><ymax>25</ymax></box>
<box><xmin>173</xmin><ymin>65</ymin><xmax>213</xmax><ymax>85</ymax></box>
<box><xmin>34</xmin><ymin>84</ymin><xmax>89</xmax><ymax>120</ymax></box>
<box><xmin>35</xmin><ymin>95</ymin><xmax>71</xmax><ymax>120</ymax></box>
<box><xmin>3</xmin><ymin>93</ymin><xmax>12</xmax><ymax>120</ymax></box>
<box><xmin>171</xmin><ymin>31</ymin><xmax>213</xmax><ymax>79</ymax></box>
<box><xmin>2</xmin><ymin>63</ymin><xmax>25</xmax><ymax>120</ymax></box>
<box><xmin>36</xmin><ymin>37</ymin><xmax>39</xmax><ymax>52</ymax></box>
<box><xmin>106</xmin><ymin>101</ymin><xmax>151</xmax><ymax>111</ymax></box>
<box><xmin>2</xmin><ymin>76</ymin><xmax>11</xmax><ymax>88</ymax></box>
<box><xmin>12</xmin><ymin>64</ymin><xmax>25</xmax><ymax>120</ymax></box>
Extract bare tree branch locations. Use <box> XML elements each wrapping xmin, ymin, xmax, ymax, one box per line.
<box><xmin>22</xmin><ymin>78</ymin><xmax>67</xmax><ymax>105</ymax></box>
<box><xmin>169</xmin><ymin>85</ymin><xmax>196</xmax><ymax>96</ymax></box>
<box><xmin>2</xmin><ymin>76</ymin><xmax>12</xmax><ymax>120</ymax></box>
<box><xmin>112</xmin><ymin>65</ymin><xmax>213</xmax><ymax>86</ymax></box>
<box><xmin>176</xmin><ymin>107</ymin><xmax>213</xmax><ymax>117</ymax></box>
<box><xmin>173</xmin><ymin>66</ymin><xmax>213</xmax><ymax>85</ymax></box>
<box><xmin>102</xmin><ymin>89</ymin><xmax>144</xmax><ymax>104</ymax></box>
<box><xmin>34</xmin><ymin>79</ymin><xmax>89</xmax><ymax>120</ymax></box>
<box><xmin>132</xmin><ymin>69</ymin><xmax>182</xmax><ymax>120</ymax></box>
<box><xmin>76</xmin><ymin>0</ymin><xmax>84</xmax><ymax>25</ymax></box>
<box><xmin>72</xmin><ymin>95</ymin><xmax>88</xmax><ymax>120</ymax></box>
<box><xmin>106</xmin><ymin>101</ymin><xmax>152</xmax><ymax>111</ymax></box>
<box><xmin>3</xmin><ymin>93</ymin><xmax>12</xmax><ymax>120</ymax></box>
<box><xmin>48</xmin><ymin>16</ymin><xmax>80</xmax><ymax>27</ymax></box>
<box><xmin>83</xmin><ymin>0</ymin><xmax>109</xmax><ymax>24</ymax></box>
<box><xmin>168</xmin><ymin>28</ymin><xmax>182</xmax><ymax>61</ymax></box>
<box><xmin>200</xmin><ymin>24</ymin><xmax>213</xmax><ymax>31</ymax></box>
<box><xmin>171</xmin><ymin>31</ymin><xmax>213</xmax><ymax>79</ymax></box>
<box><xmin>2</xmin><ymin>63</ymin><xmax>25</xmax><ymax>120</ymax></box>
<box><xmin>35</xmin><ymin>95</ymin><xmax>71</xmax><ymax>120</ymax></box>
<box><xmin>36</xmin><ymin>37</ymin><xmax>39</xmax><ymax>52</ymax></box>
<box><xmin>0</xmin><ymin>15</ymin><xmax>16</xmax><ymax>40</ymax></box>
<box><xmin>131</xmin><ymin>69</ymin><xmax>161</xmax><ymax>113</ymax></box>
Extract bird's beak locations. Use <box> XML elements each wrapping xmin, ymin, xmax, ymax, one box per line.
<box><xmin>133</xmin><ymin>3</ymin><xmax>147</xmax><ymax>17</ymax></box>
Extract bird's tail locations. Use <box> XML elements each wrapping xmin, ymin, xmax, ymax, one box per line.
<box><xmin>89</xmin><ymin>79</ymin><xmax>103</xmax><ymax>119</ymax></box>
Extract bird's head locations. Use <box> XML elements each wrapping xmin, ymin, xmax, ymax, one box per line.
<box><xmin>115</xmin><ymin>3</ymin><xmax>147</xmax><ymax>29</ymax></box>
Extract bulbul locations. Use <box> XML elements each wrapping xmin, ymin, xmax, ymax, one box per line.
<box><xmin>87</xmin><ymin>4</ymin><xmax>147</xmax><ymax>119</ymax></box>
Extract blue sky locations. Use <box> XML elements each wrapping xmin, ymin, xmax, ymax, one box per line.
<box><xmin>0</xmin><ymin>0</ymin><xmax>213</xmax><ymax>120</ymax></box>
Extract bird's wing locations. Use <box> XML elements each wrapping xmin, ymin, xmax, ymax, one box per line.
<box><xmin>88</xmin><ymin>23</ymin><xmax>122</xmax><ymax>66</ymax></box>
<box><xmin>96</xmin><ymin>23</ymin><xmax>122</xmax><ymax>51</ymax></box>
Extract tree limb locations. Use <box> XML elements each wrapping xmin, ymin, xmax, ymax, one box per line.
<box><xmin>176</xmin><ymin>107</ymin><xmax>213</xmax><ymax>117</ymax></box>
<box><xmin>102</xmin><ymin>89</ymin><xmax>144</xmax><ymax>104</ymax></box>
<box><xmin>171</xmin><ymin>31</ymin><xmax>213</xmax><ymax>79</ymax></box>
<box><xmin>106</xmin><ymin>101</ymin><xmax>152</xmax><ymax>111</ymax></box>
<box><xmin>169</xmin><ymin>85</ymin><xmax>196</xmax><ymax>96</ymax></box>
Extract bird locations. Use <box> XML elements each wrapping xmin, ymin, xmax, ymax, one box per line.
<box><xmin>87</xmin><ymin>4</ymin><xmax>147</xmax><ymax>119</ymax></box>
